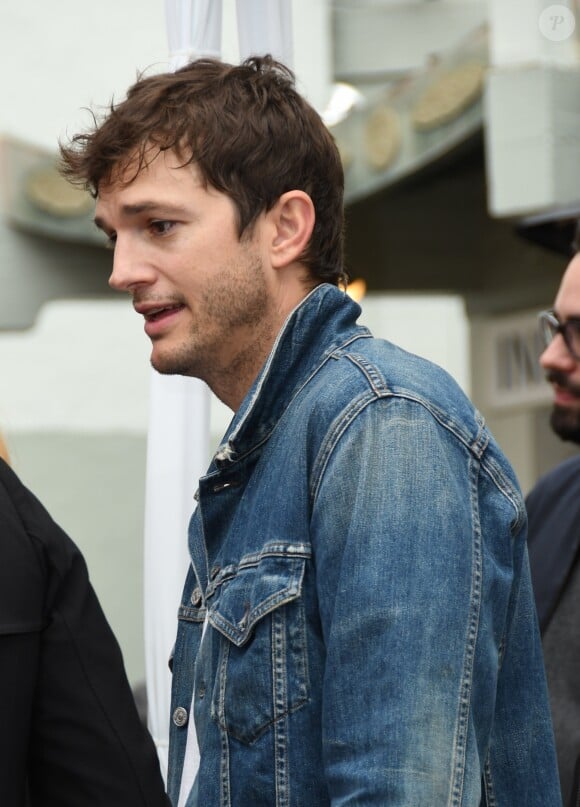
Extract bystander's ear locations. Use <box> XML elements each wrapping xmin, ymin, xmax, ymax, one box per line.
<box><xmin>268</xmin><ymin>191</ymin><xmax>315</xmax><ymax>270</ymax></box>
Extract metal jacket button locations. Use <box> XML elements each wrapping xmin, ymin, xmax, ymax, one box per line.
<box><xmin>190</xmin><ymin>586</ymin><xmax>202</xmax><ymax>606</ymax></box>
<box><xmin>212</xmin><ymin>479</ymin><xmax>240</xmax><ymax>493</ymax></box>
<box><xmin>172</xmin><ymin>706</ymin><xmax>188</xmax><ymax>727</ymax></box>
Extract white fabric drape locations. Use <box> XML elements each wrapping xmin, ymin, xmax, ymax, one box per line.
<box><xmin>164</xmin><ymin>0</ymin><xmax>222</xmax><ymax>68</ymax></box>
<box><xmin>236</xmin><ymin>0</ymin><xmax>293</xmax><ymax>64</ymax></box>
<box><xmin>143</xmin><ymin>373</ymin><xmax>210</xmax><ymax>778</ymax></box>
<box><xmin>147</xmin><ymin>0</ymin><xmax>294</xmax><ymax>784</ymax></box>
<box><xmin>145</xmin><ymin>2</ymin><xmax>222</xmax><ymax>780</ymax></box>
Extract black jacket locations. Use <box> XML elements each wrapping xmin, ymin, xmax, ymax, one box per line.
<box><xmin>527</xmin><ymin>453</ymin><xmax>580</xmax><ymax>807</ymax></box>
<box><xmin>527</xmin><ymin>454</ymin><xmax>580</xmax><ymax>632</ymax></box>
<box><xmin>0</xmin><ymin>458</ymin><xmax>170</xmax><ymax>807</ymax></box>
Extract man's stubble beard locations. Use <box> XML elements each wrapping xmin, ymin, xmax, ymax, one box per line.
<box><xmin>546</xmin><ymin>370</ymin><xmax>580</xmax><ymax>445</ymax></box>
<box><xmin>151</xmin><ymin>253</ymin><xmax>272</xmax><ymax>387</ymax></box>
<box><xmin>550</xmin><ymin>405</ymin><xmax>580</xmax><ymax>444</ymax></box>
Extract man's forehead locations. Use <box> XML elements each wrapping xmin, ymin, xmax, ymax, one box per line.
<box><xmin>98</xmin><ymin>146</ymin><xmax>200</xmax><ymax>194</ymax></box>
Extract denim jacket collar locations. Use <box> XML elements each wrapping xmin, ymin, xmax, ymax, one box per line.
<box><xmin>213</xmin><ymin>283</ymin><xmax>370</xmax><ymax>467</ymax></box>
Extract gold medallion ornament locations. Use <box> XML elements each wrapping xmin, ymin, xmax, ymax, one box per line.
<box><xmin>411</xmin><ymin>62</ymin><xmax>485</xmax><ymax>132</ymax></box>
<box><xmin>336</xmin><ymin>140</ymin><xmax>353</xmax><ymax>172</ymax></box>
<box><xmin>364</xmin><ymin>105</ymin><xmax>401</xmax><ymax>171</ymax></box>
<box><xmin>25</xmin><ymin>166</ymin><xmax>94</xmax><ymax>218</ymax></box>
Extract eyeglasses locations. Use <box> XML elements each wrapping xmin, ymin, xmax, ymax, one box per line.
<box><xmin>538</xmin><ymin>309</ymin><xmax>580</xmax><ymax>361</ymax></box>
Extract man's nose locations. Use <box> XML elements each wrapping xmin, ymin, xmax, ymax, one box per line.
<box><xmin>108</xmin><ymin>238</ymin><xmax>154</xmax><ymax>292</ymax></box>
<box><xmin>539</xmin><ymin>333</ymin><xmax>578</xmax><ymax>373</ymax></box>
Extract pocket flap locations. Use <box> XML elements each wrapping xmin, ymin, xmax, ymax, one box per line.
<box><xmin>208</xmin><ymin>544</ymin><xmax>310</xmax><ymax>647</ymax></box>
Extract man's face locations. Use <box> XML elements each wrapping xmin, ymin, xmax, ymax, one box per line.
<box><xmin>94</xmin><ymin>149</ymin><xmax>273</xmax><ymax>395</ymax></box>
<box><xmin>540</xmin><ymin>253</ymin><xmax>580</xmax><ymax>443</ymax></box>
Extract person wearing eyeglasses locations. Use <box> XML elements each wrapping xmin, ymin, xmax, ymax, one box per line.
<box><xmin>527</xmin><ymin>251</ymin><xmax>580</xmax><ymax>807</ymax></box>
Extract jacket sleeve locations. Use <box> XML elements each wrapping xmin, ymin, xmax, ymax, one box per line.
<box><xmin>309</xmin><ymin>395</ymin><xmax>553</xmax><ymax>805</ymax></box>
<box><xmin>0</xmin><ymin>463</ymin><xmax>45</xmax><ymax>806</ymax></box>
<box><xmin>0</xmin><ymin>459</ymin><xmax>171</xmax><ymax>807</ymax></box>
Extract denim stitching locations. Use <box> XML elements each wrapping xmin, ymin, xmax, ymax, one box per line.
<box><xmin>343</xmin><ymin>352</ymin><xmax>387</xmax><ymax>393</ymax></box>
<box><xmin>310</xmin><ymin>393</ymin><xmax>377</xmax><ymax>502</ymax></box>
<box><xmin>310</xmin><ymin>375</ymin><xmax>497</xmax><ymax>507</ymax></box>
<box><xmin>226</xmin><ymin>325</ymin><xmax>372</xmax><ymax>459</ymax></box>
<box><xmin>218</xmin><ymin>642</ymin><xmax>231</xmax><ymax>807</ymax></box>
<box><xmin>213</xmin><ymin>599</ymin><xmax>309</xmax><ymax>744</ymax></box>
<box><xmin>273</xmin><ymin>608</ymin><xmax>289</xmax><ymax>807</ymax></box>
<box><xmin>210</xmin><ymin>587</ymin><xmax>301</xmax><ymax>646</ymax></box>
<box><xmin>177</xmin><ymin>605</ymin><xmax>206</xmax><ymax>623</ymax></box>
<box><xmin>343</xmin><ymin>352</ymin><xmax>489</xmax><ymax>452</ymax></box>
<box><xmin>449</xmin><ymin>456</ymin><xmax>483</xmax><ymax>807</ymax></box>
<box><xmin>209</xmin><ymin>558</ymin><xmax>305</xmax><ymax>646</ymax></box>
<box><xmin>189</xmin><ymin>508</ymin><xmax>211</xmax><ymax>600</ymax></box>
<box><xmin>483</xmin><ymin>755</ymin><xmax>498</xmax><ymax>807</ymax></box>
<box><xmin>480</xmin><ymin>454</ymin><xmax>526</xmax><ymax>534</ymax></box>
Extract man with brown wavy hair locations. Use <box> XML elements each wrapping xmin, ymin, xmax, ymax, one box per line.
<box><xmin>62</xmin><ymin>57</ymin><xmax>344</xmax><ymax>409</ymax></box>
<box><xmin>61</xmin><ymin>56</ymin><xmax>560</xmax><ymax>807</ymax></box>
<box><xmin>62</xmin><ymin>58</ymin><xmax>345</xmax><ymax>284</ymax></box>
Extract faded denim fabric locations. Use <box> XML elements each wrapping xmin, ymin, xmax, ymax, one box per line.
<box><xmin>168</xmin><ymin>284</ymin><xmax>561</xmax><ymax>807</ymax></box>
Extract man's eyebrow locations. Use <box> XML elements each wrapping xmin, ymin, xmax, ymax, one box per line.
<box><xmin>94</xmin><ymin>202</ymin><xmax>191</xmax><ymax>230</ymax></box>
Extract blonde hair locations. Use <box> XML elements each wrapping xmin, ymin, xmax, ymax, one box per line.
<box><xmin>0</xmin><ymin>433</ymin><xmax>10</xmax><ymax>464</ymax></box>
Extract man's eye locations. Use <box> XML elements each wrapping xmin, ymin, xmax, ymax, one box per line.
<box><xmin>150</xmin><ymin>220</ymin><xmax>175</xmax><ymax>236</ymax></box>
<box><xmin>105</xmin><ymin>233</ymin><xmax>117</xmax><ymax>250</ymax></box>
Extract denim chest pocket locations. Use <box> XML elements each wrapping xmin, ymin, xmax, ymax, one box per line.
<box><xmin>207</xmin><ymin>548</ymin><xmax>310</xmax><ymax>745</ymax></box>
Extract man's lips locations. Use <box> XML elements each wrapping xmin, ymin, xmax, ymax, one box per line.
<box><xmin>133</xmin><ymin>302</ymin><xmax>185</xmax><ymax>336</ymax></box>
<box><xmin>546</xmin><ymin>372</ymin><xmax>580</xmax><ymax>405</ymax></box>
<box><xmin>553</xmin><ymin>387</ymin><xmax>580</xmax><ymax>406</ymax></box>
<box><xmin>134</xmin><ymin>302</ymin><xmax>185</xmax><ymax>321</ymax></box>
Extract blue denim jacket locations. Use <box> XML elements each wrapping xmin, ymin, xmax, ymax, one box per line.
<box><xmin>168</xmin><ymin>284</ymin><xmax>560</xmax><ymax>806</ymax></box>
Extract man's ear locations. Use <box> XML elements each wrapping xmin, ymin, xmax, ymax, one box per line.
<box><xmin>269</xmin><ymin>191</ymin><xmax>315</xmax><ymax>269</ymax></box>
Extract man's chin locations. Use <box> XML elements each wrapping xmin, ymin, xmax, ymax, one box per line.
<box><xmin>550</xmin><ymin>404</ymin><xmax>580</xmax><ymax>444</ymax></box>
<box><xmin>151</xmin><ymin>359</ymin><xmax>187</xmax><ymax>376</ymax></box>
<box><xmin>150</xmin><ymin>347</ymin><xmax>198</xmax><ymax>378</ymax></box>
<box><xmin>151</xmin><ymin>363</ymin><xmax>181</xmax><ymax>376</ymax></box>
